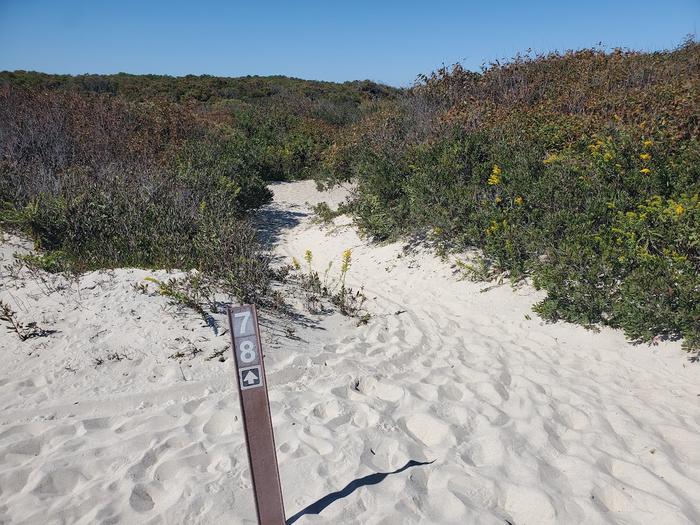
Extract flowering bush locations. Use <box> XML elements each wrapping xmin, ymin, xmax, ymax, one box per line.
<box><xmin>322</xmin><ymin>42</ymin><xmax>700</xmax><ymax>351</ymax></box>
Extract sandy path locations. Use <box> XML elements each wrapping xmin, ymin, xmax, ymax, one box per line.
<box><xmin>264</xmin><ymin>181</ymin><xmax>700</xmax><ymax>524</ymax></box>
<box><xmin>1</xmin><ymin>181</ymin><xmax>699</xmax><ymax>524</ymax></box>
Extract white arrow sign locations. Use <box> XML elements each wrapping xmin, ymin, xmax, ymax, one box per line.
<box><xmin>240</xmin><ymin>366</ymin><xmax>262</xmax><ymax>390</ymax></box>
<box><xmin>244</xmin><ymin>370</ymin><xmax>259</xmax><ymax>385</ymax></box>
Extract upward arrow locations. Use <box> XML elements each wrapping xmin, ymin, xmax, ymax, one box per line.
<box><xmin>243</xmin><ymin>370</ymin><xmax>259</xmax><ymax>385</ymax></box>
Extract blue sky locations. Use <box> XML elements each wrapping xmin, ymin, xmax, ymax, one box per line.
<box><xmin>0</xmin><ymin>0</ymin><xmax>698</xmax><ymax>86</ymax></box>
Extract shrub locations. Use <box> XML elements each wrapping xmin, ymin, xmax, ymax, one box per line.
<box><xmin>0</xmin><ymin>87</ymin><xmax>273</xmax><ymax>302</ymax></box>
<box><xmin>321</xmin><ymin>42</ymin><xmax>700</xmax><ymax>351</ymax></box>
<box><xmin>311</xmin><ymin>201</ymin><xmax>345</xmax><ymax>224</ymax></box>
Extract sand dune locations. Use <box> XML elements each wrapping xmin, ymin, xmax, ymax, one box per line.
<box><xmin>1</xmin><ymin>181</ymin><xmax>699</xmax><ymax>524</ymax></box>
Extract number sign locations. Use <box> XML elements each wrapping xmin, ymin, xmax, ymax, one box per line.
<box><xmin>227</xmin><ymin>304</ymin><xmax>285</xmax><ymax>524</ymax></box>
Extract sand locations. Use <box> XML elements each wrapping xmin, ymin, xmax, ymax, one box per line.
<box><xmin>1</xmin><ymin>180</ymin><xmax>699</xmax><ymax>524</ymax></box>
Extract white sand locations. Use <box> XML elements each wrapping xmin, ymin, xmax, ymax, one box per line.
<box><xmin>1</xmin><ymin>180</ymin><xmax>699</xmax><ymax>524</ymax></box>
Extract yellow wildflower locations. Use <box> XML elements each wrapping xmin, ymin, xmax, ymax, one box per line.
<box><xmin>485</xmin><ymin>221</ymin><xmax>500</xmax><ymax>236</ymax></box>
<box><xmin>488</xmin><ymin>164</ymin><xmax>502</xmax><ymax>185</ymax></box>
<box><xmin>642</xmin><ymin>139</ymin><xmax>653</xmax><ymax>148</ymax></box>
<box><xmin>341</xmin><ymin>249</ymin><xmax>352</xmax><ymax>274</ymax></box>
<box><xmin>514</xmin><ymin>196</ymin><xmax>524</xmax><ymax>206</ymax></box>
<box><xmin>304</xmin><ymin>249</ymin><xmax>313</xmax><ymax>264</ymax></box>
<box><xmin>640</xmin><ymin>168</ymin><xmax>651</xmax><ymax>175</ymax></box>
<box><xmin>495</xmin><ymin>196</ymin><xmax>502</xmax><ymax>204</ymax></box>
<box><xmin>675</xmin><ymin>204</ymin><xmax>685</xmax><ymax>216</ymax></box>
<box><xmin>543</xmin><ymin>154</ymin><xmax>558</xmax><ymax>165</ymax></box>
<box><xmin>291</xmin><ymin>257</ymin><xmax>301</xmax><ymax>270</ymax></box>
<box><xmin>640</xmin><ymin>153</ymin><xmax>651</xmax><ymax>161</ymax></box>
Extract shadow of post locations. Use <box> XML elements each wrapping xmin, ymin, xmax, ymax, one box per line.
<box><xmin>286</xmin><ymin>459</ymin><xmax>435</xmax><ymax>524</ymax></box>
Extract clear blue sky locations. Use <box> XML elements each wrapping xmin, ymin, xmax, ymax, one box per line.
<box><xmin>0</xmin><ymin>0</ymin><xmax>698</xmax><ymax>86</ymax></box>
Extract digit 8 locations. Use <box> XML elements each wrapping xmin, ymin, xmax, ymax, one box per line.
<box><xmin>239</xmin><ymin>340</ymin><xmax>256</xmax><ymax>363</ymax></box>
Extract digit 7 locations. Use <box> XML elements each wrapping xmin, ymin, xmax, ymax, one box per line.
<box><xmin>234</xmin><ymin>310</ymin><xmax>251</xmax><ymax>335</ymax></box>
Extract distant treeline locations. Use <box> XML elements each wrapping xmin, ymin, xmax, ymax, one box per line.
<box><xmin>0</xmin><ymin>71</ymin><xmax>397</xmax><ymax>122</ymax></box>
<box><xmin>321</xmin><ymin>41</ymin><xmax>700</xmax><ymax>352</ymax></box>
<box><xmin>0</xmin><ymin>71</ymin><xmax>399</xmax><ymax>181</ymax></box>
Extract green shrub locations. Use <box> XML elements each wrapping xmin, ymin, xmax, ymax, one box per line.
<box><xmin>610</xmin><ymin>195</ymin><xmax>699</xmax><ymax>346</ymax></box>
<box><xmin>311</xmin><ymin>201</ymin><xmax>346</xmax><ymax>224</ymax></box>
<box><xmin>0</xmin><ymin>88</ymin><xmax>273</xmax><ymax>302</ymax></box>
<box><xmin>321</xmin><ymin>42</ymin><xmax>700</xmax><ymax>352</ymax></box>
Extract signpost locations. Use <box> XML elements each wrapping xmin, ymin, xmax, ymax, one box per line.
<box><xmin>228</xmin><ymin>304</ymin><xmax>286</xmax><ymax>525</ymax></box>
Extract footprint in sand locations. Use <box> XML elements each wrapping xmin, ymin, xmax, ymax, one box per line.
<box><xmin>402</xmin><ymin>413</ymin><xmax>449</xmax><ymax>447</ymax></box>
<box><xmin>501</xmin><ymin>485</ymin><xmax>557</xmax><ymax>525</ymax></box>
<box><xmin>1</xmin><ymin>436</ymin><xmax>43</xmax><ymax>467</ymax></box>
<box><xmin>474</xmin><ymin>381</ymin><xmax>508</xmax><ymax>405</ymax></box>
<box><xmin>297</xmin><ymin>424</ymin><xmax>334</xmax><ymax>455</ymax></box>
<box><xmin>461</xmin><ymin>435</ymin><xmax>505</xmax><ymax>466</ymax></box>
<box><xmin>556</xmin><ymin>404</ymin><xmax>590</xmax><ymax>431</ymax></box>
<box><xmin>183</xmin><ymin>398</ymin><xmax>204</xmax><ymax>415</ymax></box>
<box><xmin>356</xmin><ymin>376</ymin><xmax>404</xmax><ymax>402</ymax></box>
<box><xmin>32</xmin><ymin>469</ymin><xmax>85</xmax><ymax>497</ymax></box>
<box><xmin>82</xmin><ymin>417</ymin><xmax>112</xmax><ymax>431</ymax></box>
<box><xmin>129</xmin><ymin>484</ymin><xmax>155</xmax><ymax>512</ymax></box>
<box><xmin>311</xmin><ymin>399</ymin><xmax>343</xmax><ymax>421</ymax></box>
<box><xmin>202</xmin><ymin>411</ymin><xmax>235</xmax><ymax>436</ymax></box>
<box><xmin>438</xmin><ymin>383</ymin><xmax>463</xmax><ymax>401</ymax></box>
<box><xmin>0</xmin><ymin>467</ymin><xmax>30</xmax><ymax>496</ymax></box>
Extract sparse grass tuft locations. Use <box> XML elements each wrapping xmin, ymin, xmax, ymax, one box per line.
<box><xmin>0</xmin><ymin>299</ymin><xmax>51</xmax><ymax>341</ymax></box>
<box><xmin>292</xmin><ymin>249</ymin><xmax>369</xmax><ymax>319</ymax></box>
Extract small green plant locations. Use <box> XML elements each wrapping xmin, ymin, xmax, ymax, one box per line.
<box><xmin>206</xmin><ymin>347</ymin><xmax>228</xmax><ymax>362</ymax></box>
<box><xmin>10</xmin><ymin>251</ymin><xmax>74</xmax><ymax>296</ymax></box>
<box><xmin>107</xmin><ymin>352</ymin><xmax>130</xmax><ymax>362</ymax></box>
<box><xmin>17</xmin><ymin>252</ymin><xmax>71</xmax><ymax>273</ymax></box>
<box><xmin>311</xmin><ymin>202</ymin><xmax>344</xmax><ymax>224</ymax></box>
<box><xmin>1</xmin><ymin>299</ymin><xmax>28</xmax><ymax>340</ymax></box>
<box><xmin>0</xmin><ymin>299</ymin><xmax>47</xmax><ymax>341</ymax></box>
<box><xmin>132</xmin><ymin>281</ymin><xmax>150</xmax><ymax>295</ymax></box>
<box><xmin>168</xmin><ymin>344</ymin><xmax>202</xmax><ymax>361</ymax></box>
<box><xmin>292</xmin><ymin>249</ymin><xmax>369</xmax><ymax>320</ymax></box>
<box><xmin>454</xmin><ymin>256</ymin><xmax>493</xmax><ymax>282</ymax></box>
<box><xmin>340</xmin><ymin>249</ymin><xmax>352</xmax><ymax>283</ymax></box>
<box><xmin>144</xmin><ymin>276</ymin><xmax>213</xmax><ymax>324</ymax></box>
<box><xmin>356</xmin><ymin>312</ymin><xmax>371</xmax><ymax>326</ymax></box>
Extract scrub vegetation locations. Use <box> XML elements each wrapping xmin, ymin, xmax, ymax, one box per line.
<box><xmin>1</xmin><ymin>41</ymin><xmax>698</xmax><ymax>350</ymax></box>
<box><xmin>0</xmin><ymin>73</ymin><xmax>396</xmax><ymax>302</ymax></box>
<box><xmin>320</xmin><ymin>40</ymin><xmax>700</xmax><ymax>351</ymax></box>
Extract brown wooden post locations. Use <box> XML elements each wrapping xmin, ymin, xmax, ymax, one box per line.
<box><xmin>228</xmin><ymin>304</ymin><xmax>286</xmax><ymax>525</ymax></box>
